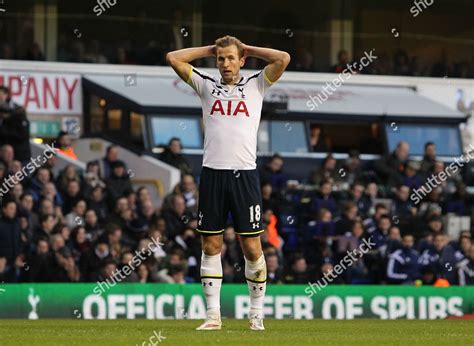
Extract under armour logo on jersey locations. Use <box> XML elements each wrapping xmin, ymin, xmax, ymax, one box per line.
<box><xmin>211</xmin><ymin>89</ymin><xmax>222</xmax><ymax>96</ymax></box>
<box><xmin>253</xmin><ymin>286</ymin><xmax>263</xmax><ymax>291</ymax></box>
<box><xmin>238</xmin><ymin>87</ymin><xmax>246</xmax><ymax>99</ymax></box>
<box><xmin>203</xmin><ymin>281</ymin><xmax>213</xmax><ymax>287</ymax></box>
<box><xmin>252</xmin><ymin>223</ymin><xmax>259</xmax><ymax>229</ymax></box>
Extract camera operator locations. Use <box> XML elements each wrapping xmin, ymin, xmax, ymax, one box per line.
<box><xmin>0</xmin><ymin>86</ymin><xmax>31</xmax><ymax>163</ymax></box>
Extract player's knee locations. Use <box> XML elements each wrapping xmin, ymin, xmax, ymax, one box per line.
<box><xmin>241</xmin><ymin>237</ymin><xmax>262</xmax><ymax>261</ymax></box>
<box><xmin>202</xmin><ymin>238</ymin><xmax>222</xmax><ymax>256</ymax></box>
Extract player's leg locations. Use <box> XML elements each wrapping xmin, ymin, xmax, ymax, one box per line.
<box><xmin>239</xmin><ymin>235</ymin><xmax>267</xmax><ymax>331</ymax></box>
<box><xmin>229</xmin><ymin>169</ymin><xmax>266</xmax><ymax>330</ymax></box>
<box><xmin>197</xmin><ymin>234</ymin><xmax>224</xmax><ymax>330</ymax></box>
<box><xmin>195</xmin><ymin>167</ymin><xmax>228</xmax><ymax>330</ymax></box>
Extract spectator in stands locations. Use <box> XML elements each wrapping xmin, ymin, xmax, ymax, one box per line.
<box><xmin>62</xmin><ymin>180</ymin><xmax>82</xmax><ymax>214</ymax></box>
<box><xmin>84</xmin><ymin>209</ymin><xmax>102</xmax><ymax>238</ymax></box>
<box><xmin>284</xmin><ymin>254</ymin><xmax>310</xmax><ymax>284</ymax></box>
<box><xmin>83</xmin><ymin>161</ymin><xmax>106</xmax><ymax>195</ymax></box>
<box><xmin>266</xmin><ymin>253</ymin><xmax>283</xmax><ymax>284</ymax></box>
<box><xmin>0</xmin><ymin>144</ymin><xmax>15</xmax><ymax>170</ymax></box>
<box><xmin>386</xmin><ymin>234</ymin><xmax>420</xmax><ymax>284</ymax></box>
<box><xmin>391</xmin><ymin>185</ymin><xmax>415</xmax><ymax>218</ymax></box>
<box><xmin>39</xmin><ymin>182</ymin><xmax>63</xmax><ymax>213</ymax></box>
<box><xmin>418</xmin><ymin>233</ymin><xmax>457</xmax><ymax>284</ymax></box>
<box><xmin>335</xmin><ymin>201</ymin><xmax>359</xmax><ymax>235</ymax></box>
<box><xmin>117</xmin><ymin>252</ymin><xmax>139</xmax><ymax>282</ymax></box>
<box><xmin>304</xmin><ymin>208</ymin><xmax>335</xmax><ymax>267</ymax></box>
<box><xmin>316</xmin><ymin>261</ymin><xmax>345</xmax><ymax>285</ymax></box>
<box><xmin>87</xmin><ymin>186</ymin><xmax>108</xmax><ymax>224</ymax></box>
<box><xmin>100</xmin><ymin>145</ymin><xmax>121</xmax><ymax>180</ymax></box>
<box><xmin>312</xmin><ymin>179</ymin><xmax>337</xmax><ymax>215</ymax></box>
<box><xmin>55</xmin><ymin>132</ymin><xmax>78</xmax><ymax>160</ymax></box>
<box><xmin>294</xmin><ymin>48</ymin><xmax>315</xmax><ymax>72</ymax></box>
<box><xmin>65</xmin><ymin>199</ymin><xmax>87</xmax><ymax>230</ymax></box>
<box><xmin>336</xmin><ymin>220</ymin><xmax>365</xmax><ymax>260</ymax></box>
<box><xmin>175</xmin><ymin>174</ymin><xmax>198</xmax><ymax>213</ymax></box>
<box><xmin>0</xmin><ymin>86</ymin><xmax>31</xmax><ymax>163</ymax></box>
<box><xmin>403</xmin><ymin>161</ymin><xmax>422</xmax><ymax>190</ymax></box>
<box><xmin>159</xmin><ymin>137</ymin><xmax>192</xmax><ymax>176</ymax></box>
<box><xmin>23</xmin><ymin>238</ymin><xmax>53</xmax><ymax>282</ymax></box>
<box><xmin>458</xmin><ymin>244</ymin><xmax>474</xmax><ymax>285</ymax></box>
<box><xmin>331</xmin><ymin>50</ymin><xmax>350</xmax><ymax>73</ymax></box>
<box><xmin>33</xmin><ymin>214</ymin><xmax>57</xmax><ymax>243</ymax></box>
<box><xmin>28</xmin><ymin>167</ymin><xmax>52</xmax><ymax>204</ymax></box>
<box><xmin>259</xmin><ymin>154</ymin><xmax>288</xmax><ymax>192</ymax></box>
<box><xmin>261</xmin><ymin>181</ymin><xmax>280</xmax><ymax>214</ymax></box>
<box><xmin>161</xmin><ymin>194</ymin><xmax>191</xmax><ymax>239</ymax></box>
<box><xmin>0</xmin><ymin>199</ymin><xmax>21</xmax><ymax>281</ymax></box>
<box><xmin>105</xmin><ymin>160</ymin><xmax>133</xmax><ymax>209</ymax></box>
<box><xmin>350</xmin><ymin>182</ymin><xmax>371</xmax><ymax>217</ymax></box>
<box><xmin>79</xmin><ymin>239</ymin><xmax>112</xmax><ymax>282</ymax></box>
<box><xmin>425</xmin><ymin>214</ymin><xmax>444</xmax><ymax>236</ymax></box>
<box><xmin>106</xmin><ymin>224</ymin><xmax>123</xmax><ymax>262</ymax></box>
<box><xmin>309</xmin><ymin>125</ymin><xmax>329</xmax><ymax>152</ymax></box>
<box><xmin>342</xmin><ymin>151</ymin><xmax>363</xmax><ymax>186</ymax></box>
<box><xmin>50</xmin><ymin>246</ymin><xmax>80</xmax><ymax>282</ymax></box>
<box><xmin>420</xmin><ymin>142</ymin><xmax>437</xmax><ymax>174</ymax></box>
<box><xmin>386</xmin><ymin>226</ymin><xmax>403</xmax><ymax>255</ymax></box>
<box><xmin>374</xmin><ymin>141</ymin><xmax>409</xmax><ymax>188</ymax></box>
<box><xmin>25</xmin><ymin>42</ymin><xmax>45</xmax><ymax>61</ymax></box>
<box><xmin>392</xmin><ymin>50</ymin><xmax>412</xmax><ymax>76</ymax></box>
<box><xmin>71</xmin><ymin>226</ymin><xmax>91</xmax><ymax>259</ymax></box>
<box><xmin>444</xmin><ymin>183</ymin><xmax>467</xmax><ymax>215</ymax></box>
<box><xmin>309</xmin><ymin>154</ymin><xmax>341</xmax><ymax>187</ymax></box>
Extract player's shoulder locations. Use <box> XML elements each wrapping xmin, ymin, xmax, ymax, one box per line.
<box><xmin>191</xmin><ymin>67</ymin><xmax>218</xmax><ymax>82</ymax></box>
<box><xmin>239</xmin><ymin>70</ymin><xmax>263</xmax><ymax>85</ymax></box>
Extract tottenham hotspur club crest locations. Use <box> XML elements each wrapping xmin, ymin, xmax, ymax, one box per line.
<box><xmin>198</xmin><ymin>211</ymin><xmax>203</xmax><ymax>226</ymax></box>
<box><xmin>238</xmin><ymin>87</ymin><xmax>246</xmax><ymax>99</ymax></box>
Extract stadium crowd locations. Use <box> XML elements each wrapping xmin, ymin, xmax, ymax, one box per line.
<box><xmin>2</xmin><ymin>39</ymin><xmax>474</xmax><ymax>79</ymax></box>
<box><xmin>0</xmin><ymin>85</ymin><xmax>473</xmax><ymax>288</ymax></box>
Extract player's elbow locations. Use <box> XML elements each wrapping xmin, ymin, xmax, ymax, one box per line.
<box><xmin>166</xmin><ymin>52</ymin><xmax>176</xmax><ymax>66</ymax></box>
<box><xmin>281</xmin><ymin>52</ymin><xmax>291</xmax><ymax>68</ymax></box>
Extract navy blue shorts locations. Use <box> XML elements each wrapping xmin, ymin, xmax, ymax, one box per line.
<box><xmin>196</xmin><ymin>166</ymin><xmax>264</xmax><ymax>237</ymax></box>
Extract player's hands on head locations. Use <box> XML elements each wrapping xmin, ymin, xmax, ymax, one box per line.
<box><xmin>241</xmin><ymin>43</ymin><xmax>249</xmax><ymax>58</ymax></box>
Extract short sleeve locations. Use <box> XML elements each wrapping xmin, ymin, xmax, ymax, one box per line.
<box><xmin>256</xmin><ymin>67</ymin><xmax>274</xmax><ymax>95</ymax></box>
<box><xmin>187</xmin><ymin>67</ymin><xmax>213</xmax><ymax>97</ymax></box>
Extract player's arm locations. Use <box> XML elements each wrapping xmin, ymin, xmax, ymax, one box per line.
<box><xmin>243</xmin><ymin>45</ymin><xmax>291</xmax><ymax>84</ymax></box>
<box><xmin>166</xmin><ymin>46</ymin><xmax>215</xmax><ymax>83</ymax></box>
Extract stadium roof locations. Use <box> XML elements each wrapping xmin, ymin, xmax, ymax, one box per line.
<box><xmin>83</xmin><ymin>72</ymin><xmax>467</xmax><ymax>122</ymax></box>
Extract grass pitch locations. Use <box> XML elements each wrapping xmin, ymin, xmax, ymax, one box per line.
<box><xmin>0</xmin><ymin>319</ymin><xmax>472</xmax><ymax>345</ymax></box>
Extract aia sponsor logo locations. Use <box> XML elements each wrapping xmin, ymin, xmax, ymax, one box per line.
<box><xmin>210</xmin><ymin>100</ymin><xmax>249</xmax><ymax>117</ymax></box>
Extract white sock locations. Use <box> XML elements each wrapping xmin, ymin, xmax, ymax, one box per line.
<box><xmin>245</xmin><ymin>253</ymin><xmax>267</xmax><ymax>319</ymax></box>
<box><xmin>200</xmin><ymin>251</ymin><xmax>222</xmax><ymax>318</ymax></box>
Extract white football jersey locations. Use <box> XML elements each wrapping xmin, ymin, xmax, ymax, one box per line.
<box><xmin>187</xmin><ymin>67</ymin><xmax>273</xmax><ymax>170</ymax></box>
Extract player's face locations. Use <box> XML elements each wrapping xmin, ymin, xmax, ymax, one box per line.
<box><xmin>216</xmin><ymin>45</ymin><xmax>244</xmax><ymax>84</ymax></box>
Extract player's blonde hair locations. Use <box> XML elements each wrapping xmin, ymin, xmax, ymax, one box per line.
<box><xmin>214</xmin><ymin>35</ymin><xmax>244</xmax><ymax>58</ymax></box>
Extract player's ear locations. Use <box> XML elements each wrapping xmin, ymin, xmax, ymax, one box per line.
<box><xmin>240</xmin><ymin>56</ymin><xmax>245</xmax><ymax>67</ymax></box>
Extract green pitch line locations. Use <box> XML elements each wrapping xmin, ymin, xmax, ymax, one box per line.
<box><xmin>0</xmin><ymin>319</ymin><xmax>472</xmax><ymax>345</ymax></box>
